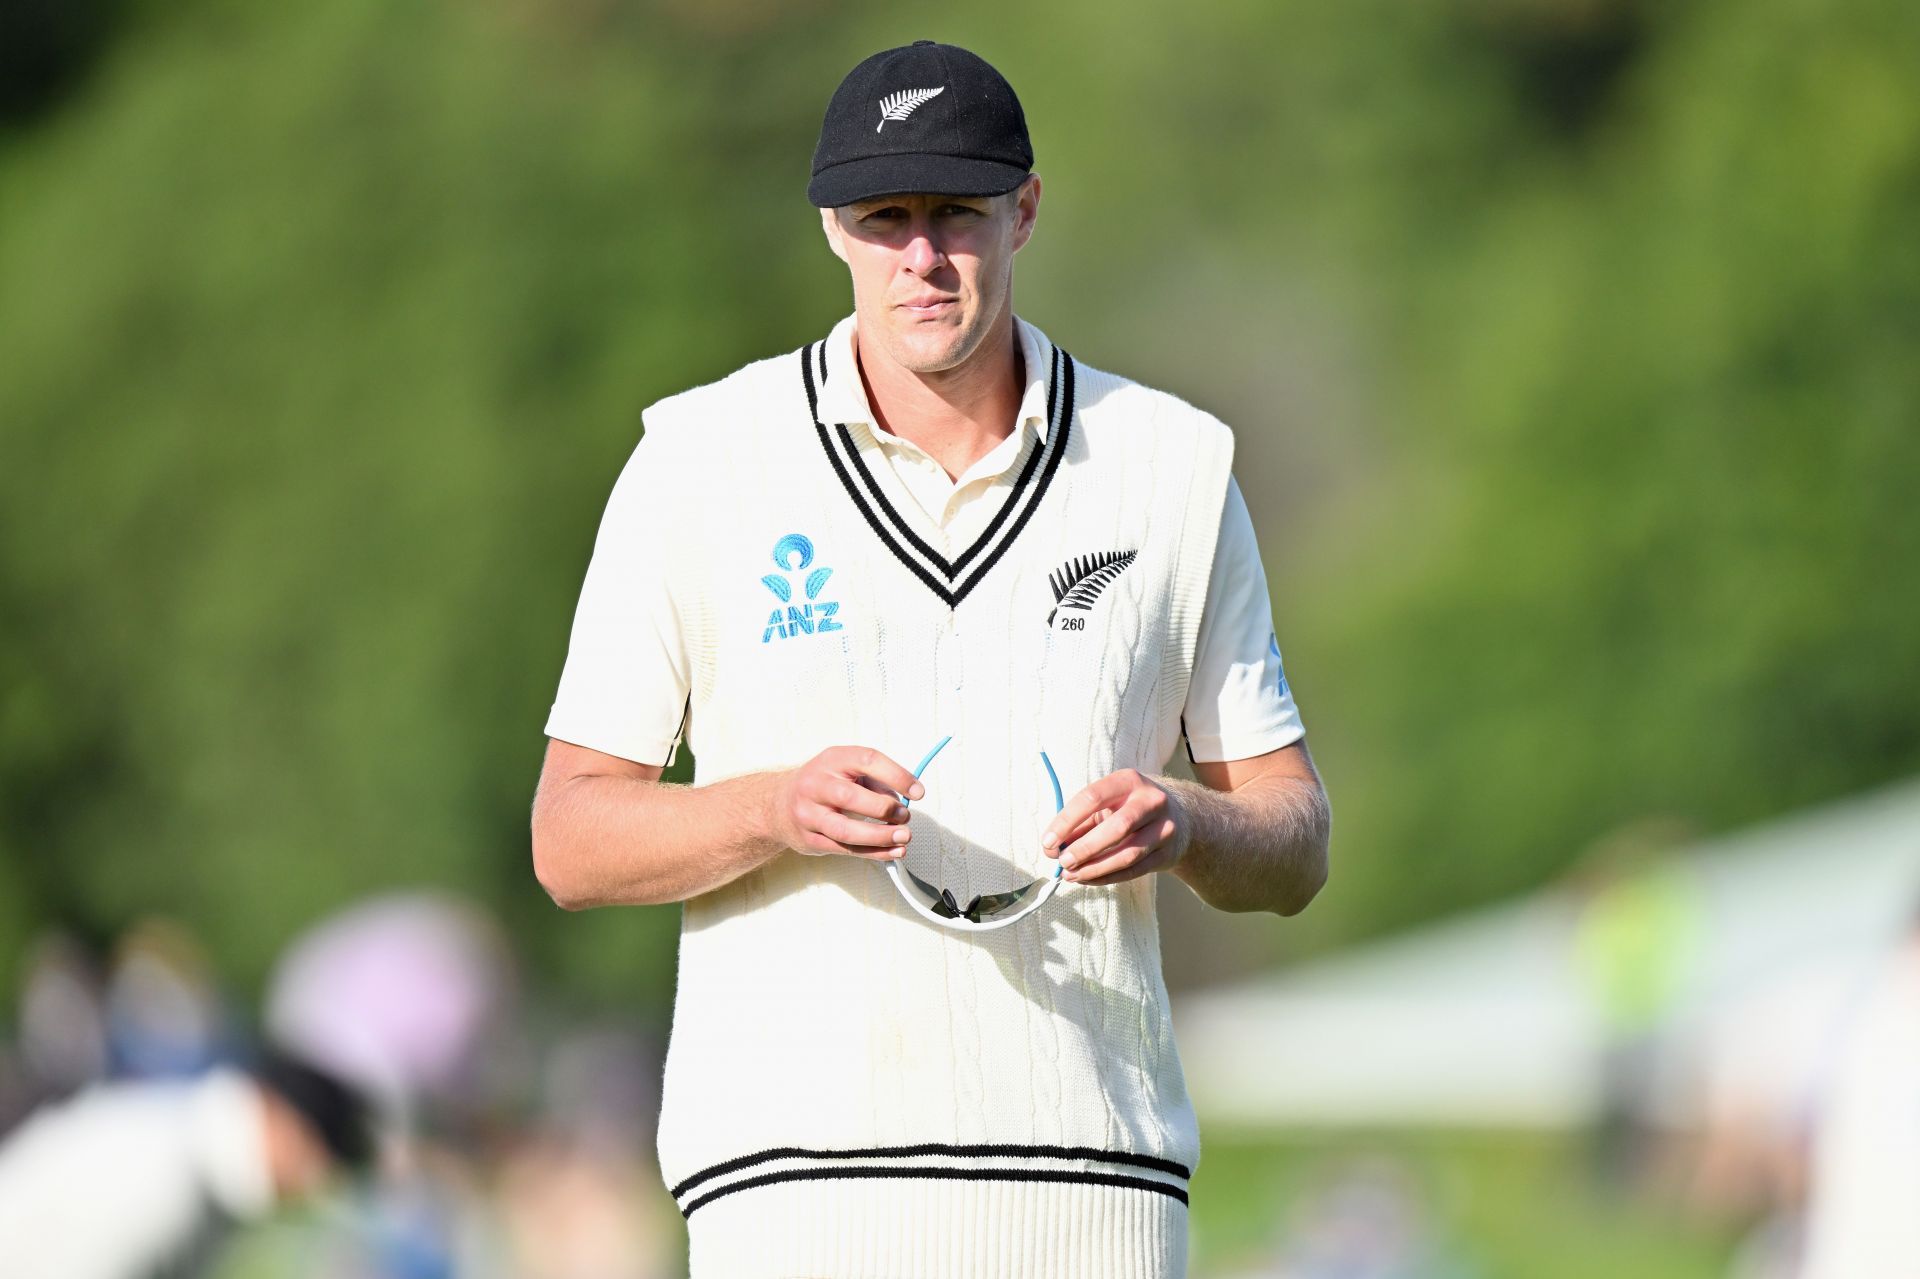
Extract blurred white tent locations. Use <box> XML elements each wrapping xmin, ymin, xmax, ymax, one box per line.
<box><xmin>1177</xmin><ymin>777</ymin><xmax>1920</xmax><ymax>1129</ymax></box>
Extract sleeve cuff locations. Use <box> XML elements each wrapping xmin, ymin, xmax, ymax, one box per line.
<box><xmin>1183</xmin><ymin>720</ymin><xmax>1305</xmax><ymax>765</ymax></box>
<box><xmin>543</xmin><ymin>709</ymin><xmax>680</xmax><ymax>769</ymax></box>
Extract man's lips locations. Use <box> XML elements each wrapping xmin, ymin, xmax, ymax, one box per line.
<box><xmin>896</xmin><ymin>297</ymin><xmax>958</xmax><ymax>313</ymax></box>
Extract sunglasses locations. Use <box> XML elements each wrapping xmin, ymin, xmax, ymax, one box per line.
<box><xmin>884</xmin><ymin>735</ymin><xmax>1067</xmax><ymax>931</ymax></box>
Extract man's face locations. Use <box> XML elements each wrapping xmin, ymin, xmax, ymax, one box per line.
<box><xmin>821</xmin><ymin>175</ymin><xmax>1041</xmax><ymax>375</ymax></box>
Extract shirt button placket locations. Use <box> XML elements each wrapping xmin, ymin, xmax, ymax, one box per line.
<box><xmin>934</xmin><ymin>609</ymin><xmax>960</xmax><ymax>739</ymax></box>
<box><xmin>949</xmin><ymin>609</ymin><xmax>963</xmax><ymax>691</ymax></box>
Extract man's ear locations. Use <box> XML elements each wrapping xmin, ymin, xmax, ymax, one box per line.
<box><xmin>820</xmin><ymin>206</ymin><xmax>850</xmax><ymax>264</ymax></box>
<box><xmin>1010</xmin><ymin>174</ymin><xmax>1042</xmax><ymax>254</ymax></box>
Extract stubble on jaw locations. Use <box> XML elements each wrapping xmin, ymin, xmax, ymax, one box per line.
<box><xmin>868</xmin><ymin>301</ymin><xmax>1001</xmax><ymax>377</ymax></box>
<box><xmin>862</xmin><ymin>253</ymin><xmax>1017</xmax><ymax>382</ymax></box>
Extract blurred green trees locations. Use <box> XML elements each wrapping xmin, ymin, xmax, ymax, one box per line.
<box><xmin>1</xmin><ymin>0</ymin><xmax>1915</xmax><ymax>1005</ymax></box>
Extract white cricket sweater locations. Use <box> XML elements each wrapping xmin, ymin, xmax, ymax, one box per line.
<box><xmin>562</xmin><ymin>317</ymin><xmax>1236</xmax><ymax>1277</ymax></box>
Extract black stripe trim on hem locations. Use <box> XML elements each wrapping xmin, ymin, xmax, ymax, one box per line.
<box><xmin>800</xmin><ymin>338</ymin><xmax>1074</xmax><ymax>610</ymax></box>
<box><xmin>679</xmin><ymin>1164</ymin><xmax>1189</xmax><ymax>1219</ymax></box>
<box><xmin>670</xmin><ymin>1139</ymin><xmax>1191</xmax><ymax>1200</ymax></box>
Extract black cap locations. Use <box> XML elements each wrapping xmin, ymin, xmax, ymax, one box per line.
<box><xmin>808</xmin><ymin>40</ymin><xmax>1033</xmax><ymax>208</ymax></box>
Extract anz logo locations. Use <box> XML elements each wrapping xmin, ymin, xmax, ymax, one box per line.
<box><xmin>761</xmin><ymin>533</ymin><xmax>845</xmax><ymax>644</ymax></box>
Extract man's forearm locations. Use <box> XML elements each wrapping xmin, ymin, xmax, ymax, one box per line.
<box><xmin>531</xmin><ymin>770</ymin><xmax>789</xmax><ymax>909</ymax></box>
<box><xmin>1161</xmin><ymin>770</ymin><xmax>1330</xmax><ymax>915</ymax></box>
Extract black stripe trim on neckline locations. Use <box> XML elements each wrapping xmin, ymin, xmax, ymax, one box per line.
<box><xmin>669</xmin><ymin>1139</ymin><xmax>1191</xmax><ymax>1200</ymax></box>
<box><xmin>801</xmin><ymin>338</ymin><xmax>1074</xmax><ymax>609</ymax></box>
<box><xmin>828</xmin><ymin>343</ymin><xmax>1060</xmax><ymax>581</ymax></box>
<box><xmin>949</xmin><ymin>347</ymin><xmax>1073</xmax><ymax>606</ymax></box>
<box><xmin>804</xmin><ymin>343</ymin><xmax>957</xmax><ymax>605</ymax></box>
<box><xmin>679</xmin><ymin>1164</ymin><xmax>1189</xmax><ymax>1219</ymax></box>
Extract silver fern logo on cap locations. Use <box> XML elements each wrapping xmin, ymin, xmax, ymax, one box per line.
<box><xmin>876</xmin><ymin>86</ymin><xmax>945</xmax><ymax>132</ymax></box>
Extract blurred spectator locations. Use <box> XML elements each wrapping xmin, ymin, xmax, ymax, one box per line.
<box><xmin>1688</xmin><ymin>956</ymin><xmax>1859</xmax><ymax>1222</ymax></box>
<box><xmin>496</xmin><ymin>1131</ymin><xmax>665</xmax><ymax>1279</ymax></box>
<box><xmin>537</xmin><ymin>1023</ymin><xmax>659</xmax><ymax>1160</ymax></box>
<box><xmin>1798</xmin><ymin>898</ymin><xmax>1920</xmax><ymax>1278</ymax></box>
<box><xmin>5</xmin><ymin>931</ymin><xmax>110</xmax><ymax>1130</ymax></box>
<box><xmin>1686</xmin><ymin>951</ymin><xmax>1875</xmax><ymax>1278</ymax></box>
<box><xmin>0</xmin><ymin>1048</ymin><xmax>376</xmax><ymax>1279</ymax></box>
<box><xmin>265</xmin><ymin>893</ymin><xmax>518</xmax><ymax>1130</ymax></box>
<box><xmin>1235</xmin><ymin>1154</ymin><xmax>1472</xmax><ymax>1279</ymax></box>
<box><xmin>1569</xmin><ymin>819</ymin><xmax>1701</xmax><ymax>1191</ymax></box>
<box><xmin>491</xmin><ymin>1024</ymin><xmax>674</xmax><ymax>1279</ymax></box>
<box><xmin>17</xmin><ymin>930</ymin><xmax>109</xmax><ymax>1093</ymax></box>
<box><xmin>103</xmin><ymin>919</ymin><xmax>238</xmax><ymax>1080</ymax></box>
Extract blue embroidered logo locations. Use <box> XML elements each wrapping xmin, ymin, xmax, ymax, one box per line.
<box><xmin>1269</xmin><ymin>631</ymin><xmax>1290</xmax><ymax>696</ymax></box>
<box><xmin>762</xmin><ymin>533</ymin><xmax>845</xmax><ymax>643</ymax></box>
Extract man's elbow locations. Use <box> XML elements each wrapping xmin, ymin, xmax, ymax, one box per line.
<box><xmin>529</xmin><ymin>803</ymin><xmax>605</xmax><ymax>911</ymax></box>
<box><xmin>531</xmin><ymin>834</ymin><xmax>587</xmax><ymax>911</ymax></box>
<box><xmin>1255</xmin><ymin>779</ymin><xmax>1330</xmax><ymax>916</ymax></box>
<box><xmin>1272</xmin><ymin>841</ymin><xmax>1328</xmax><ymax>916</ymax></box>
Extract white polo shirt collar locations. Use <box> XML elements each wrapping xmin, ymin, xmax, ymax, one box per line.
<box><xmin>812</xmin><ymin>311</ymin><xmax>1055</xmax><ymax>494</ymax></box>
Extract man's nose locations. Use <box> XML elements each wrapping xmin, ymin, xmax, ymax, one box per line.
<box><xmin>900</xmin><ymin>222</ymin><xmax>946</xmax><ymax>275</ymax></box>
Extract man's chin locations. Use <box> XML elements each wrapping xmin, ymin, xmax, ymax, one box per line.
<box><xmin>880</xmin><ymin>323</ymin><xmax>973</xmax><ymax>374</ymax></box>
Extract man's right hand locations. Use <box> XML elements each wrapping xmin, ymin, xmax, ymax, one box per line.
<box><xmin>767</xmin><ymin>746</ymin><xmax>925</xmax><ymax>860</ymax></box>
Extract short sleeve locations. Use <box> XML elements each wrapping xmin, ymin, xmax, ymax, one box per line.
<box><xmin>1181</xmin><ymin>474</ymin><xmax>1306</xmax><ymax>763</ymax></box>
<box><xmin>544</xmin><ymin>427</ymin><xmax>694</xmax><ymax>767</ymax></box>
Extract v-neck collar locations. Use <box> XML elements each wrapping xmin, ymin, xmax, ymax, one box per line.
<box><xmin>801</xmin><ymin>325</ymin><xmax>1075</xmax><ymax>610</ymax></box>
<box><xmin>813</xmin><ymin>312</ymin><xmax>1057</xmax><ymax>460</ymax></box>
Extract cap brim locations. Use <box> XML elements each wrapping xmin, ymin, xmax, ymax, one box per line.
<box><xmin>808</xmin><ymin>153</ymin><xmax>1030</xmax><ymax>208</ymax></box>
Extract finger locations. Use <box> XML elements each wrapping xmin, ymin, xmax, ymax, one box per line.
<box><xmin>1063</xmin><ymin>815</ymin><xmax>1178</xmax><ymax>878</ymax></box>
<box><xmin>1070</xmin><ymin>841</ymin><xmax>1177</xmax><ymax>887</ymax></box>
<box><xmin>799</xmin><ymin>766</ymin><xmax>896</xmax><ymax>811</ymax></box>
<box><xmin>809</xmin><ymin>802</ymin><xmax>914</xmax><ymax>850</ymax></box>
<box><xmin>1041</xmin><ymin>808</ymin><xmax>1109</xmax><ymax>861</ymax></box>
<box><xmin>1041</xmin><ymin>775</ymin><xmax>1131</xmax><ymax>852</ymax></box>
<box><xmin>1057</xmin><ymin>800</ymin><xmax>1152</xmax><ymax>868</ymax></box>
<box><xmin>825</xmin><ymin>776</ymin><xmax>909</xmax><ymax>824</ymax></box>
<box><xmin>836</xmin><ymin>746</ymin><xmax>925</xmax><ymax>802</ymax></box>
<box><xmin>795</xmin><ymin>832</ymin><xmax>910</xmax><ymax>860</ymax></box>
<box><xmin>794</xmin><ymin>806</ymin><xmax>913</xmax><ymax>856</ymax></box>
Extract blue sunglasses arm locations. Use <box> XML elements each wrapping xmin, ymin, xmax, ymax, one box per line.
<box><xmin>900</xmin><ymin>736</ymin><xmax>1066</xmax><ymax>881</ymax></box>
<box><xmin>1040</xmin><ymin>751</ymin><xmax>1065</xmax><ymax>878</ymax></box>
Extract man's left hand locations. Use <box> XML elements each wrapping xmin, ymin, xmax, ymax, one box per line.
<box><xmin>1039</xmin><ymin>769</ymin><xmax>1189</xmax><ymax>886</ymax></box>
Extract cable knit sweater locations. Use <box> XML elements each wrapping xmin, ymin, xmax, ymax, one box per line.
<box><xmin>552</xmin><ymin>317</ymin><xmax>1236</xmax><ymax>1277</ymax></box>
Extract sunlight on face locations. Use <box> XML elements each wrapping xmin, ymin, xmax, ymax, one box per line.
<box><xmin>821</xmin><ymin>177</ymin><xmax>1040</xmax><ymax>376</ymax></box>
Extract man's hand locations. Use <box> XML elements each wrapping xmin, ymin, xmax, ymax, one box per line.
<box><xmin>1039</xmin><ymin>768</ymin><xmax>1189</xmax><ymax>886</ymax></box>
<box><xmin>768</xmin><ymin>746</ymin><xmax>927</xmax><ymax>861</ymax></box>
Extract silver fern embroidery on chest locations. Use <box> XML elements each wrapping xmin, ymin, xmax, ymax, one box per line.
<box><xmin>875</xmin><ymin>85</ymin><xmax>945</xmax><ymax>131</ymax></box>
<box><xmin>759</xmin><ymin>532</ymin><xmax>846</xmax><ymax>643</ymax></box>
<box><xmin>1046</xmin><ymin>549</ymin><xmax>1138</xmax><ymax>629</ymax></box>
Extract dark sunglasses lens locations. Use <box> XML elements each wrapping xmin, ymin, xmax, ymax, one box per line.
<box><xmin>902</xmin><ymin>864</ymin><xmax>1040</xmax><ymax>924</ymax></box>
<box><xmin>970</xmin><ymin>883</ymin><xmax>1039</xmax><ymax>919</ymax></box>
